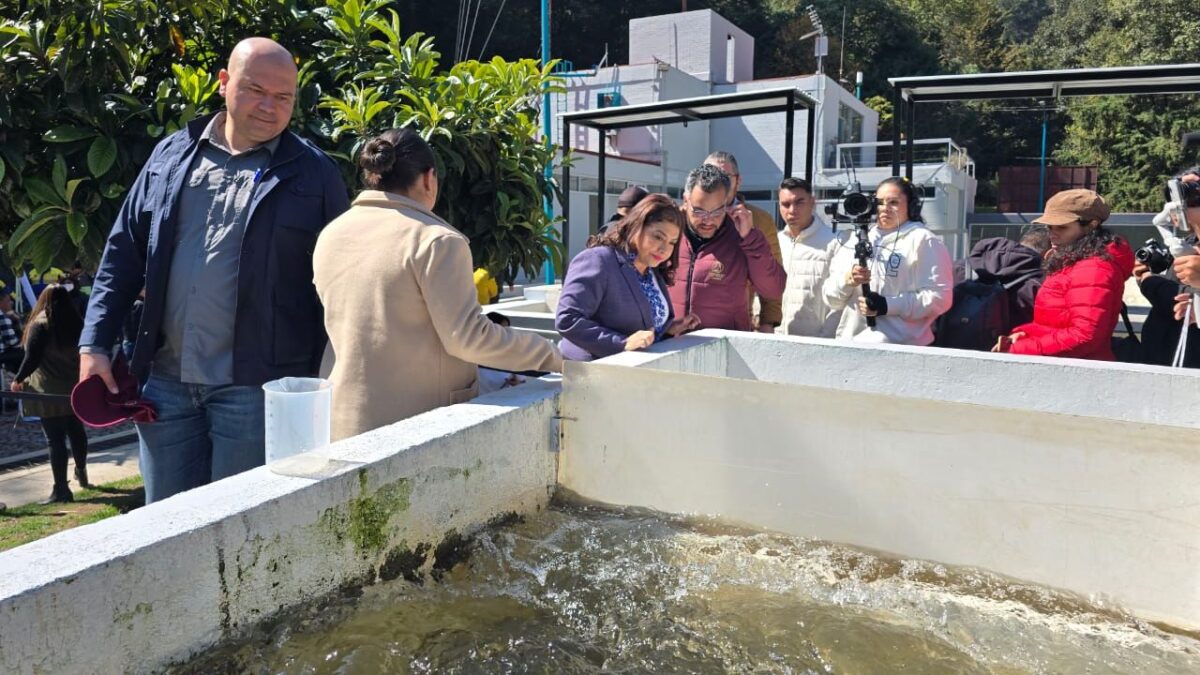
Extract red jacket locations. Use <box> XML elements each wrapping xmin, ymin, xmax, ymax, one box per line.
<box><xmin>1010</xmin><ymin>238</ymin><xmax>1134</xmax><ymax>360</ymax></box>
<box><xmin>668</xmin><ymin>219</ymin><xmax>787</xmax><ymax>331</ymax></box>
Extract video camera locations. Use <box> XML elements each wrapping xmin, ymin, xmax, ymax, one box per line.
<box><xmin>824</xmin><ymin>183</ymin><xmax>879</xmax><ymax>327</ymax></box>
<box><xmin>824</xmin><ymin>183</ymin><xmax>876</xmax><ymax>225</ymax></box>
<box><xmin>1154</xmin><ymin>179</ymin><xmax>1200</xmax><ymax>233</ymax></box>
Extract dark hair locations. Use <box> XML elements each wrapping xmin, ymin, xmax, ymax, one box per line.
<box><xmin>1177</xmin><ymin>166</ymin><xmax>1200</xmax><ymax>178</ymax></box>
<box><xmin>1043</xmin><ymin>226</ymin><xmax>1123</xmax><ymax>275</ymax></box>
<box><xmin>684</xmin><ymin>163</ymin><xmax>732</xmax><ymax>196</ymax></box>
<box><xmin>876</xmin><ymin>176</ymin><xmax>924</xmax><ymax>223</ymax></box>
<box><xmin>588</xmin><ymin>193</ymin><xmax>685</xmax><ymax>285</ymax></box>
<box><xmin>1019</xmin><ymin>225</ymin><xmax>1051</xmax><ymax>256</ymax></box>
<box><xmin>358</xmin><ymin>128</ymin><xmax>437</xmax><ymax>193</ymax></box>
<box><xmin>23</xmin><ymin>284</ymin><xmax>83</xmax><ymax>349</ymax></box>
<box><xmin>779</xmin><ymin>177</ymin><xmax>812</xmax><ymax>193</ymax></box>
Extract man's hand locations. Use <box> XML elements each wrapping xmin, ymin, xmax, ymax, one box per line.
<box><xmin>9</xmin><ymin>380</ymin><xmax>22</xmax><ymax>392</ymax></box>
<box><xmin>665</xmin><ymin>313</ymin><xmax>701</xmax><ymax>337</ymax></box>
<box><xmin>1172</xmin><ymin>247</ymin><xmax>1200</xmax><ymax>288</ymax></box>
<box><xmin>624</xmin><ymin>330</ymin><xmax>656</xmax><ymax>351</ymax></box>
<box><xmin>756</xmin><ymin>323</ymin><xmax>776</xmax><ymax>334</ymax></box>
<box><xmin>729</xmin><ymin>202</ymin><xmax>753</xmax><ymax>239</ymax></box>
<box><xmin>846</xmin><ymin>265</ymin><xmax>871</xmax><ymax>287</ymax></box>
<box><xmin>1132</xmin><ymin>262</ymin><xmax>1152</xmax><ymax>283</ymax></box>
<box><xmin>80</xmin><ymin>352</ymin><xmax>118</xmax><ymax>394</ymax></box>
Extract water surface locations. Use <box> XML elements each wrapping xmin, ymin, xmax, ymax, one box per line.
<box><xmin>184</xmin><ymin>502</ymin><xmax>1200</xmax><ymax>674</ymax></box>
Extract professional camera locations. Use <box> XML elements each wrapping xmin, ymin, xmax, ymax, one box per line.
<box><xmin>824</xmin><ymin>182</ymin><xmax>876</xmax><ymax>224</ymax></box>
<box><xmin>1135</xmin><ymin>239</ymin><xmax>1174</xmax><ymax>274</ymax></box>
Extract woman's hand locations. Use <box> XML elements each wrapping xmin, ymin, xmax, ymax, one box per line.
<box><xmin>856</xmin><ymin>296</ymin><xmax>877</xmax><ymax>317</ymax></box>
<box><xmin>9</xmin><ymin>380</ymin><xmax>23</xmax><ymax>392</ymax></box>
<box><xmin>991</xmin><ymin>332</ymin><xmax>1025</xmax><ymax>353</ymax></box>
<box><xmin>1174</xmin><ymin>293</ymin><xmax>1198</xmax><ymax>324</ymax></box>
<box><xmin>665</xmin><ymin>313</ymin><xmax>701</xmax><ymax>337</ymax></box>
<box><xmin>1132</xmin><ymin>262</ymin><xmax>1151</xmax><ymax>283</ymax></box>
<box><xmin>624</xmin><ymin>330</ymin><xmax>656</xmax><ymax>351</ymax></box>
<box><xmin>846</xmin><ymin>265</ymin><xmax>871</xmax><ymax>287</ymax></box>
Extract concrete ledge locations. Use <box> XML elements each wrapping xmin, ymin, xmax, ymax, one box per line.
<box><xmin>717</xmin><ymin>330</ymin><xmax>1200</xmax><ymax>430</ymax></box>
<box><xmin>0</xmin><ymin>380</ymin><xmax>561</xmax><ymax>674</ymax></box>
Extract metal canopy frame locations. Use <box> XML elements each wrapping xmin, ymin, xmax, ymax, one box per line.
<box><xmin>557</xmin><ymin>87</ymin><xmax>818</xmax><ymax>265</ymax></box>
<box><xmin>888</xmin><ymin>64</ymin><xmax>1200</xmax><ymax>179</ymax></box>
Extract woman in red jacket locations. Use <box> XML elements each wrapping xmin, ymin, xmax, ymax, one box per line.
<box><xmin>994</xmin><ymin>189</ymin><xmax>1134</xmax><ymax>360</ymax></box>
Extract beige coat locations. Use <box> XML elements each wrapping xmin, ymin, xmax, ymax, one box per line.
<box><xmin>313</xmin><ymin>191</ymin><xmax>562</xmax><ymax>441</ymax></box>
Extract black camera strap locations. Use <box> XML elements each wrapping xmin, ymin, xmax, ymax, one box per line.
<box><xmin>1119</xmin><ymin>303</ymin><xmax>1136</xmax><ymax>339</ymax></box>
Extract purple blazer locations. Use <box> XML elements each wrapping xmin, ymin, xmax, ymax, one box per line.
<box><xmin>555</xmin><ymin>246</ymin><xmax>675</xmax><ymax>361</ymax></box>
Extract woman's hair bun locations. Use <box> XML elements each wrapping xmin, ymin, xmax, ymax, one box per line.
<box><xmin>359</xmin><ymin>137</ymin><xmax>397</xmax><ymax>174</ymax></box>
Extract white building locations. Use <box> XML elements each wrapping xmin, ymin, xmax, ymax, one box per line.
<box><xmin>548</xmin><ymin>9</ymin><xmax>977</xmax><ymax>262</ymax></box>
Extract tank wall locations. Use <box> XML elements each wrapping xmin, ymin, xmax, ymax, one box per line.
<box><xmin>560</xmin><ymin>333</ymin><xmax>1200</xmax><ymax>629</ymax></box>
<box><xmin>0</xmin><ymin>382</ymin><xmax>561</xmax><ymax>674</ymax></box>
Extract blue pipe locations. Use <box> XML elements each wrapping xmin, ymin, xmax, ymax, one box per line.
<box><xmin>541</xmin><ymin>0</ymin><xmax>555</xmax><ymax>285</ymax></box>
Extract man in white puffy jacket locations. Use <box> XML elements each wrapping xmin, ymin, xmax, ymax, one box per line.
<box><xmin>776</xmin><ymin>177</ymin><xmax>840</xmax><ymax>337</ymax></box>
<box><xmin>822</xmin><ymin>177</ymin><xmax>954</xmax><ymax>345</ymax></box>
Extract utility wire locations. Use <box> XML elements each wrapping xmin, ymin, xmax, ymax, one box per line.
<box><xmin>455</xmin><ymin>0</ymin><xmax>468</xmax><ymax>62</ymax></box>
<box><xmin>477</xmin><ymin>0</ymin><xmax>509</xmax><ymax>61</ymax></box>
<box><xmin>463</xmin><ymin>0</ymin><xmax>486</xmax><ymax>63</ymax></box>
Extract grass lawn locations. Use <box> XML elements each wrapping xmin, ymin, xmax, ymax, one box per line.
<box><xmin>0</xmin><ymin>476</ymin><xmax>145</xmax><ymax>552</ymax></box>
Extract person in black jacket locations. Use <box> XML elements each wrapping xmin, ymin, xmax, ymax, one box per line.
<box><xmin>11</xmin><ymin>286</ymin><xmax>89</xmax><ymax>503</ymax></box>
<box><xmin>1121</xmin><ymin>168</ymin><xmax>1200</xmax><ymax>367</ymax></box>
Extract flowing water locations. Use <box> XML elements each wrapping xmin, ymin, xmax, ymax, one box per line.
<box><xmin>183</xmin><ymin>502</ymin><xmax>1200</xmax><ymax>674</ymax></box>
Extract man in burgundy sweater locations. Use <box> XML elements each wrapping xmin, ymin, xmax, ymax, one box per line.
<box><xmin>667</xmin><ymin>164</ymin><xmax>787</xmax><ymax>331</ymax></box>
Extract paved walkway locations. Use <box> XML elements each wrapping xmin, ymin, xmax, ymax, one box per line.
<box><xmin>0</xmin><ymin>432</ymin><xmax>140</xmax><ymax>508</ymax></box>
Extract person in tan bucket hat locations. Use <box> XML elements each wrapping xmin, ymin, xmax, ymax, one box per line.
<box><xmin>992</xmin><ymin>188</ymin><xmax>1134</xmax><ymax>360</ymax></box>
<box><xmin>1034</xmin><ymin>188</ymin><xmax>1112</xmax><ymax>228</ymax></box>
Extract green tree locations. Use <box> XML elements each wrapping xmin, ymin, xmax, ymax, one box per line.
<box><xmin>1</xmin><ymin>0</ymin><xmax>564</xmax><ymax>284</ymax></box>
<box><xmin>1026</xmin><ymin>0</ymin><xmax>1200</xmax><ymax>210</ymax></box>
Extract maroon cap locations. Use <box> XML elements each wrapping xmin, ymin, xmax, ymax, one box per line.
<box><xmin>71</xmin><ymin>357</ymin><xmax>156</xmax><ymax>428</ymax></box>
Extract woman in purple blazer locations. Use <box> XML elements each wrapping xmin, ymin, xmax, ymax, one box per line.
<box><xmin>556</xmin><ymin>194</ymin><xmax>701</xmax><ymax>360</ymax></box>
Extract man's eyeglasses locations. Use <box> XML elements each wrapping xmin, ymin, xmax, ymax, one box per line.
<box><xmin>689</xmin><ymin>204</ymin><xmax>728</xmax><ymax>220</ymax></box>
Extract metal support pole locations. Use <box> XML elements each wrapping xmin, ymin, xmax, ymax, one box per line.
<box><xmin>596</xmin><ymin>127</ymin><xmax>606</xmax><ymax>233</ymax></box>
<box><xmin>540</xmin><ymin>0</ymin><xmax>555</xmax><ymax>284</ymax></box>
<box><xmin>904</xmin><ymin>99</ymin><xmax>915</xmax><ymax>181</ymax></box>
<box><xmin>804</xmin><ymin>99</ymin><xmax>815</xmax><ymax>184</ymax></box>
<box><xmin>783</xmin><ymin>93</ymin><xmax>795</xmax><ymax>179</ymax></box>
<box><xmin>891</xmin><ymin>86</ymin><xmax>903</xmax><ymax>176</ymax></box>
<box><xmin>562</xmin><ymin>122</ymin><xmax>571</xmax><ymax>274</ymax></box>
<box><xmin>1038</xmin><ymin>110</ymin><xmax>1049</xmax><ymax>208</ymax></box>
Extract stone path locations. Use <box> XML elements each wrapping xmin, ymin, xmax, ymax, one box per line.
<box><xmin>0</xmin><ymin>408</ymin><xmax>140</xmax><ymax>507</ymax></box>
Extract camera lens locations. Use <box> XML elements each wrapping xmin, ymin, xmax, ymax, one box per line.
<box><xmin>844</xmin><ymin>193</ymin><xmax>872</xmax><ymax>218</ymax></box>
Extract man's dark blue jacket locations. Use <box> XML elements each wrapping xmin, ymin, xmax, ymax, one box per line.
<box><xmin>81</xmin><ymin>114</ymin><xmax>351</xmax><ymax>385</ymax></box>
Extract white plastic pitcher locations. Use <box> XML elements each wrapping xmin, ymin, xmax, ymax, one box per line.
<box><xmin>262</xmin><ymin>377</ymin><xmax>332</xmax><ymax>463</ymax></box>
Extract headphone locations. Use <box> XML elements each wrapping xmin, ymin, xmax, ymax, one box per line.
<box><xmin>880</xmin><ymin>176</ymin><xmax>924</xmax><ymax>223</ymax></box>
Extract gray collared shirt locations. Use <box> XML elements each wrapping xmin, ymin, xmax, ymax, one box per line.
<box><xmin>154</xmin><ymin>113</ymin><xmax>280</xmax><ymax>384</ymax></box>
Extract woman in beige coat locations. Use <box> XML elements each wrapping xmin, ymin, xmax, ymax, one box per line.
<box><xmin>313</xmin><ymin>129</ymin><xmax>563</xmax><ymax>441</ymax></box>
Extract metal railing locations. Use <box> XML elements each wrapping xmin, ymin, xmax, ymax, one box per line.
<box><xmin>833</xmin><ymin>139</ymin><xmax>975</xmax><ymax>177</ymax></box>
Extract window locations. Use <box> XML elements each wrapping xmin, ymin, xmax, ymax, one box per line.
<box><xmin>835</xmin><ymin>103</ymin><xmax>864</xmax><ymax>168</ymax></box>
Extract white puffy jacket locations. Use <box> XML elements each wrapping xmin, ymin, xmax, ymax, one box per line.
<box><xmin>776</xmin><ymin>218</ymin><xmax>841</xmax><ymax>337</ymax></box>
<box><xmin>822</xmin><ymin>220</ymin><xmax>954</xmax><ymax>345</ymax></box>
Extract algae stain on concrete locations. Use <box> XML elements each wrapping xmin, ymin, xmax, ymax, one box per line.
<box><xmin>113</xmin><ymin>602</ymin><xmax>154</xmax><ymax>630</ymax></box>
<box><xmin>347</xmin><ymin>469</ymin><xmax>412</xmax><ymax>556</ymax></box>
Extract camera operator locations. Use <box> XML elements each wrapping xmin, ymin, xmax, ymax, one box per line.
<box><xmin>1122</xmin><ymin>168</ymin><xmax>1200</xmax><ymax>367</ymax></box>
<box><xmin>822</xmin><ymin>177</ymin><xmax>954</xmax><ymax>345</ymax></box>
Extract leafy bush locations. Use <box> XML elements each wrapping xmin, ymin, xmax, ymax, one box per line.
<box><xmin>1</xmin><ymin>0</ymin><xmax>563</xmax><ymax>284</ymax></box>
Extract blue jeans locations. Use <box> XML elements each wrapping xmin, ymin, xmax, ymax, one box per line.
<box><xmin>136</xmin><ymin>374</ymin><xmax>265</xmax><ymax>503</ymax></box>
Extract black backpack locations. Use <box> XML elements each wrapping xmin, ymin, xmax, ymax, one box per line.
<box><xmin>933</xmin><ymin>280</ymin><xmax>1012</xmax><ymax>351</ymax></box>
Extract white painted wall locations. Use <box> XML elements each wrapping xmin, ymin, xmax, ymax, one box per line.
<box><xmin>628</xmin><ymin>10</ymin><xmax>754</xmax><ymax>83</ymax></box>
<box><xmin>0</xmin><ymin>383</ymin><xmax>561</xmax><ymax>674</ymax></box>
<box><xmin>560</xmin><ymin>331</ymin><xmax>1200</xmax><ymax>629</ymax></box>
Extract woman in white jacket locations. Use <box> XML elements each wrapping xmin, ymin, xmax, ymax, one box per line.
<box><xmin>822</xmin><ymin>177</ymin><xmax>954</xmax><ymax>345</ymax></box>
